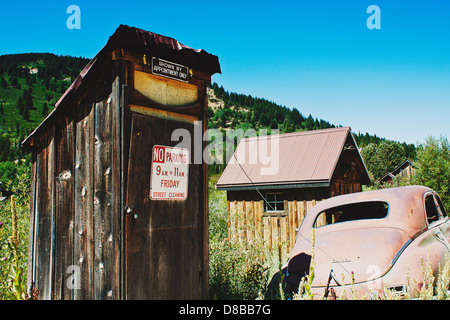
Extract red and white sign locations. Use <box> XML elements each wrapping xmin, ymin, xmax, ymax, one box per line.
<box><xmin>150</xmin><ymin>145</ymin><xmax>189</xmax><ymax>200</ymax></box>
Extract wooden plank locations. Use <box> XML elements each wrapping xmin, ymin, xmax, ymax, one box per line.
<box><xmin>247</xmin><ymin>201</ymin><xmax>254</xmax><ymax>242</ymax></box>
<box><xmin>117</xmin><ymin>60</ymin><xmax>131</xmax><ymax>300</ymax></box>
<box><xmin>263</xmin><ymin>215</ymin><xmax>269</xmax><ymax>247</ymax></box>
<box><xmin>33</xmin><ymin>136</ymin><xmax>55</xmax><ymax>299</ymax></box>
<box><xmin>241</xmin><ymin>200</ymin><xmax>246</xmax><ymax>241</ymax></box>
<box><xmin>297</xmin><ymin>201</ymin><xmax>303</xmax><ymax>226</ymax></box>
<box><xmin>74</xmin><ymin>98</ymin><xmax>94</xmax><ymax>299</ymax></box>
<box><xmin>233</xmin><ymin>200</ymin><xmax>238</xmax><ymax>242</ymax></box>
<box><xmin>268</xmin><ymin>217</ymin><xmax>273</xmax><ymax>250</ymax></box>
<box><xmin>252</xmin><ymin>200</ymin><xmax>256</xmax><ymax>241</ymax></box>
<box><xmin>93</xmin><ymin>94</ymin><xmax>114</xmax><ymax>299</ymax></box>
<box><xmin>54</xmin><ymin>113</ymin><xmax>75</xmax><ymax>300</ymax></box>
<box><xmin>297</xmin><ymin>200</ymin><xmax>302</xmax><ymax>229</ymax></box>
<box><xmin>292</xmin><ymin>200</ymin><xmax>298</xmax><ymax>250</ymax></box>
<box><xmin>286</xmin><ymin>201</ymin><xmax>292</xmax><ymax>252</ymax></box>
<box><xmin>111</xmin><ymin>68</ymin><xmax>121</xmax><ymax>300</ymax></box>
<box><xmin>134</xmin><ymin>70</ymin><xmax>199</xmax><ymax>107</ymax></box>
<box><xmin>271</xmin><ymin>216</ymin><xmax>277</xmax><ymax>250</ymax></box>
<box><xmin>301</xmin><ymin>200</ymin><xmax>307</xmax><ymax>222</ymax></box>
<box><xmin>129</xmin><ymin>104</ymin><xmax>198</xmax><ymax>124</ymax></box>
<box><xmin>227</xmin><ymin>200</ymin><xmax>230</xmax><ymax>240</ymax></box>
<box><xmin>200</xmin><ymin>93</ymin><xmax>209</xmax><ymax>299</ymax></box>
<box><xmin>27</xmin><ymin>153</ymin><xmax>36</xmax><ymax>293</ymax></box>
<box><xmin>280</xmin><ymin>213</ymin><xmax>287</xmax><ymax>253</ymax></box>
<box><xmin>255</xmin><ymin>201</ymin><xmax>263</xmax><ymax>240</ymax></box>
<box><xmin>228</xmin><ymin>201</ymin><xmax>236</xmax><ymax>241</ymax></box>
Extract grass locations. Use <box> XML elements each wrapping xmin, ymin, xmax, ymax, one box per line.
<box><xmin>0</xmin><ymin>171</ymin><xmax>448</xmax><ymax>300</ymax></box>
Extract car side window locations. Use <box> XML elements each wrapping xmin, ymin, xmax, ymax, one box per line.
<box><xmin>313</xmin><ymin>201</ymin><xmax>389</xmax><ymax>228</ymax></box>
<box><xmin>425</xmin><ymin>194</ymin><xmax>441</xmax><ymax>225</ymax></box>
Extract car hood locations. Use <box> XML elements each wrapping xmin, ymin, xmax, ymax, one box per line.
<box><xmin>288</xmin><ymin>226</ymin><xmax>411</xmax><ymax>287</ymax></box>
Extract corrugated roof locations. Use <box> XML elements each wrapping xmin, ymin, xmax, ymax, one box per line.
<box><xmin>216</xmin><ymin>127</ymin><xmax>369</xmax><ymax>190</ymax></box>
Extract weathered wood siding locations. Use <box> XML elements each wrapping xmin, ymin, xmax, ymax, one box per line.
<box><xmin>227</xmin><ymin>188</ymin><xmax>328</xmax><ymax>253</ymax></box>
<box><xmin>28</xmin><ymin>134</ymin><xmax>55</xmax><ymax>299</ymax></box>
<box><xmin>228</xmin><ymin>198</ymin><xmax>324</xmax><ymax>254</ymax></box>
<box><xmin>124</xmin><ymin>114</ymin><xmax>205</xmax><ymax>299</ymax></box>
<box><xmin>28</xmin><ymin>55</ymin><xmax>211</xmax><ymax>300</ymax></box>
<box><xmin>226</xmin><ymin>181</ymin><xmax>362</xmax><ymax>254</ymax></box>
<box><xmin>28</xmin><ymin>65</ymin><xmax>122</xmax><ymax>299</ymax></box>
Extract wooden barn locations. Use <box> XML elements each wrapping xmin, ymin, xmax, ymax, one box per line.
<box><xmin>22</xmin><ymin>25</ymin><xmax>220</xmax><ymax>300</ymax></box>
<box><xmin>379</xmin><ymin>159</ymin><xmax>415</xmax><ymax>184</ymax></box>
<box><xmin>216</xmin><ymin>127</ymin><xmax>371</xmax><ymax>252</ymax></box>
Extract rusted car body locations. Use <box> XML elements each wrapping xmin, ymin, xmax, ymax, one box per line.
<box><xmin>273</xmin><ymin>185</ymin><xmax>450</xmax><ymax>298</ymax></box>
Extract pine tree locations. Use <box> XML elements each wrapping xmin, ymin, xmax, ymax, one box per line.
<box><xmin>0</xmin><ymin>76</ymin><xmax>7</xmax><ymax>88</ymax></box>
<box><xmin>10</xmin><ymin>76</ymin><xmax>18</xmax><ymax>88</ymax></box>
<box><xmin>24</xmin><ymin>88</ymin><xmax>33</xmax><ymax>110</ymax></box>
<box><xmin>22</xmin><ymin>105</ymin><xmax>30</xmax><ymax>121</ymax></box>
<box><xmin>42</xmin><ymin>101</ymin><xmax>48</xmax><ymax>117</ymax></box>
<box><xmin>16</xmin><ymin>95</ymin><xmax>24</xmax><ymax>115</ymax></box>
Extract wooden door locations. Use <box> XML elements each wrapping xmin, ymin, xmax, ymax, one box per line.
<box><xmin>124</xmin><ymin>113</ymin><xmax>205</xmax><ymax>299</ymax></box>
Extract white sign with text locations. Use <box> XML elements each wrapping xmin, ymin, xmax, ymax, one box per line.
<box><xmin>150</xmin><ymin>145</ymin><xmax>189</xmax><ymax>200</ymax></box>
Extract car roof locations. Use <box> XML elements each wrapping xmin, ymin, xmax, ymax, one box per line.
<box><xmin>301</xmin><ymin>185</ymin><xmax>432</xmax><ymax>235</ymax></box>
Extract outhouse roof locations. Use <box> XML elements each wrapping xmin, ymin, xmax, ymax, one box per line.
<box><xmin>216</xmin><ymin>127</ymin><xmax>371</xmax><ymax>190</ymax></box>
<box><xmin>22</xmin><ymin>25</ymin><xmax>220</xmax><ymax>148</ymax></box>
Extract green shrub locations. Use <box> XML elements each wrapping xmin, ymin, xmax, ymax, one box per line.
<box><xmin>0</xmin><ymin>165</ymin><xmax>30</xmax><ymax>300</ymax></box>
<box><xmin>208</xmin><ymin>179</ymin><xmax>279</xmax><ymax>299</ymax></box>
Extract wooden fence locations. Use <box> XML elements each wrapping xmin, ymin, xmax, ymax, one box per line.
<box><xmin>227</xmin><ymin>199</ymin><xmax>325</xmax><ymax>253</ymax></box>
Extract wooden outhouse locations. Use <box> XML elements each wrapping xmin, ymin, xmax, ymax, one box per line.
<box><xmin>216</xmin><ymin>127</ymin><xmax>370</xmax><ymax>252</ymax></box>
<box><xmin>22</xmin><ymin>25</ymin><xmax>220</xmax><ymax>300</ymax></box>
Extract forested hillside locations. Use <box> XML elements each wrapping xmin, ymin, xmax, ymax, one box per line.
<box><xmin>207</xmin><ymin>82</ymin><xmax>417</xmax><ymax>175</ymax></box>
<box><xmin>0</xmin><ymin>53</ymin><xmax>416</xmax><ymax>185</ymax></box>
<box><xmin>0</xmin><ymin>53</ymin><xmax>90</xmax><ymax>191</ymax></box>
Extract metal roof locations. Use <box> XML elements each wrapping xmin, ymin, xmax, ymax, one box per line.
<box><xmin>216</xmin><ymin>127</ymin><xmax>370</xmax><ymax>190</ymax></box>
<box><xmin>378</xmin><ymin>159</ymin><xmax>413</xmax><ymax>183</ymax></box>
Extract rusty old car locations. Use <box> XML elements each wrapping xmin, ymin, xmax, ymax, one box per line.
<box><xmin>269</xmin><ymin>185</ymin><xmax>450</xmax><ymax>298</ymax></box>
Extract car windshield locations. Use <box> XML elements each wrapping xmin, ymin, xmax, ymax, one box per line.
<box><xmin>314</xmin><ymin>201</ymin><xmax>389</xmax><ymax>228</ymax></box>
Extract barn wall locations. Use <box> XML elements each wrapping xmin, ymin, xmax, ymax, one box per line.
<box><xmin>28</xmin><ymin>63</ymin><xmax>122</xmax><ymax>300</ymax></box>
<box><xmin>330</xmin><ymin>134</ymin><xmax>365</xmax><ymax>197</ymax></box>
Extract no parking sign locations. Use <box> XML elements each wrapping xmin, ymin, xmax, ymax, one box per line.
<box><xmin>150</xmin><ymin>145</ymin><xmax>189</xmax><ymax>200</ymax></box>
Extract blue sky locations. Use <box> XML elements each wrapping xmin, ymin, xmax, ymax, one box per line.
<box><xmin>1</xmin><ymin>0</ymin><xmax>449</xmax><ymax>145</ymax></box>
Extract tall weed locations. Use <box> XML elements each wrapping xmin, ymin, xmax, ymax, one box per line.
<box><xmin>0</xmin><ymin>165</ymin><xmax>30</xmax><ymax>300</ymax></box>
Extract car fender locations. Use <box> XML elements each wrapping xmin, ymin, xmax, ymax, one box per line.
<box><xmin>381</xmin><ymin>222</ymin><xmax>450</xmax><ymax>293</ymax></box>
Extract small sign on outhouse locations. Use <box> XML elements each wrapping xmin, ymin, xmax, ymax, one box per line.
<box><xmin>22</xmin><ymin>25</ymin><xmax>221</xmax><ymax>300</ymax></box>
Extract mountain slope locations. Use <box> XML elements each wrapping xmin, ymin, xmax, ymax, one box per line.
<box><xmin>0</xmin><ymin>53</ymin><xmax>90</xmax><ymax>161</ymax></box>
<box><xmin>0</xmin><ymin>53</ymin><xmax>415</xmax><ymax>173</ymax></box>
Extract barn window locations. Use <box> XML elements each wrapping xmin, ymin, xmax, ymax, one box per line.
<box><xmin>265</xmin><ymin>193</ymin><xmax>285</xmax><ymax>212</ymax></box>
<box><xmin>314</xmin><ymin>201</ymin><xmax>389</xmax><ymax>228</ymax></box>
